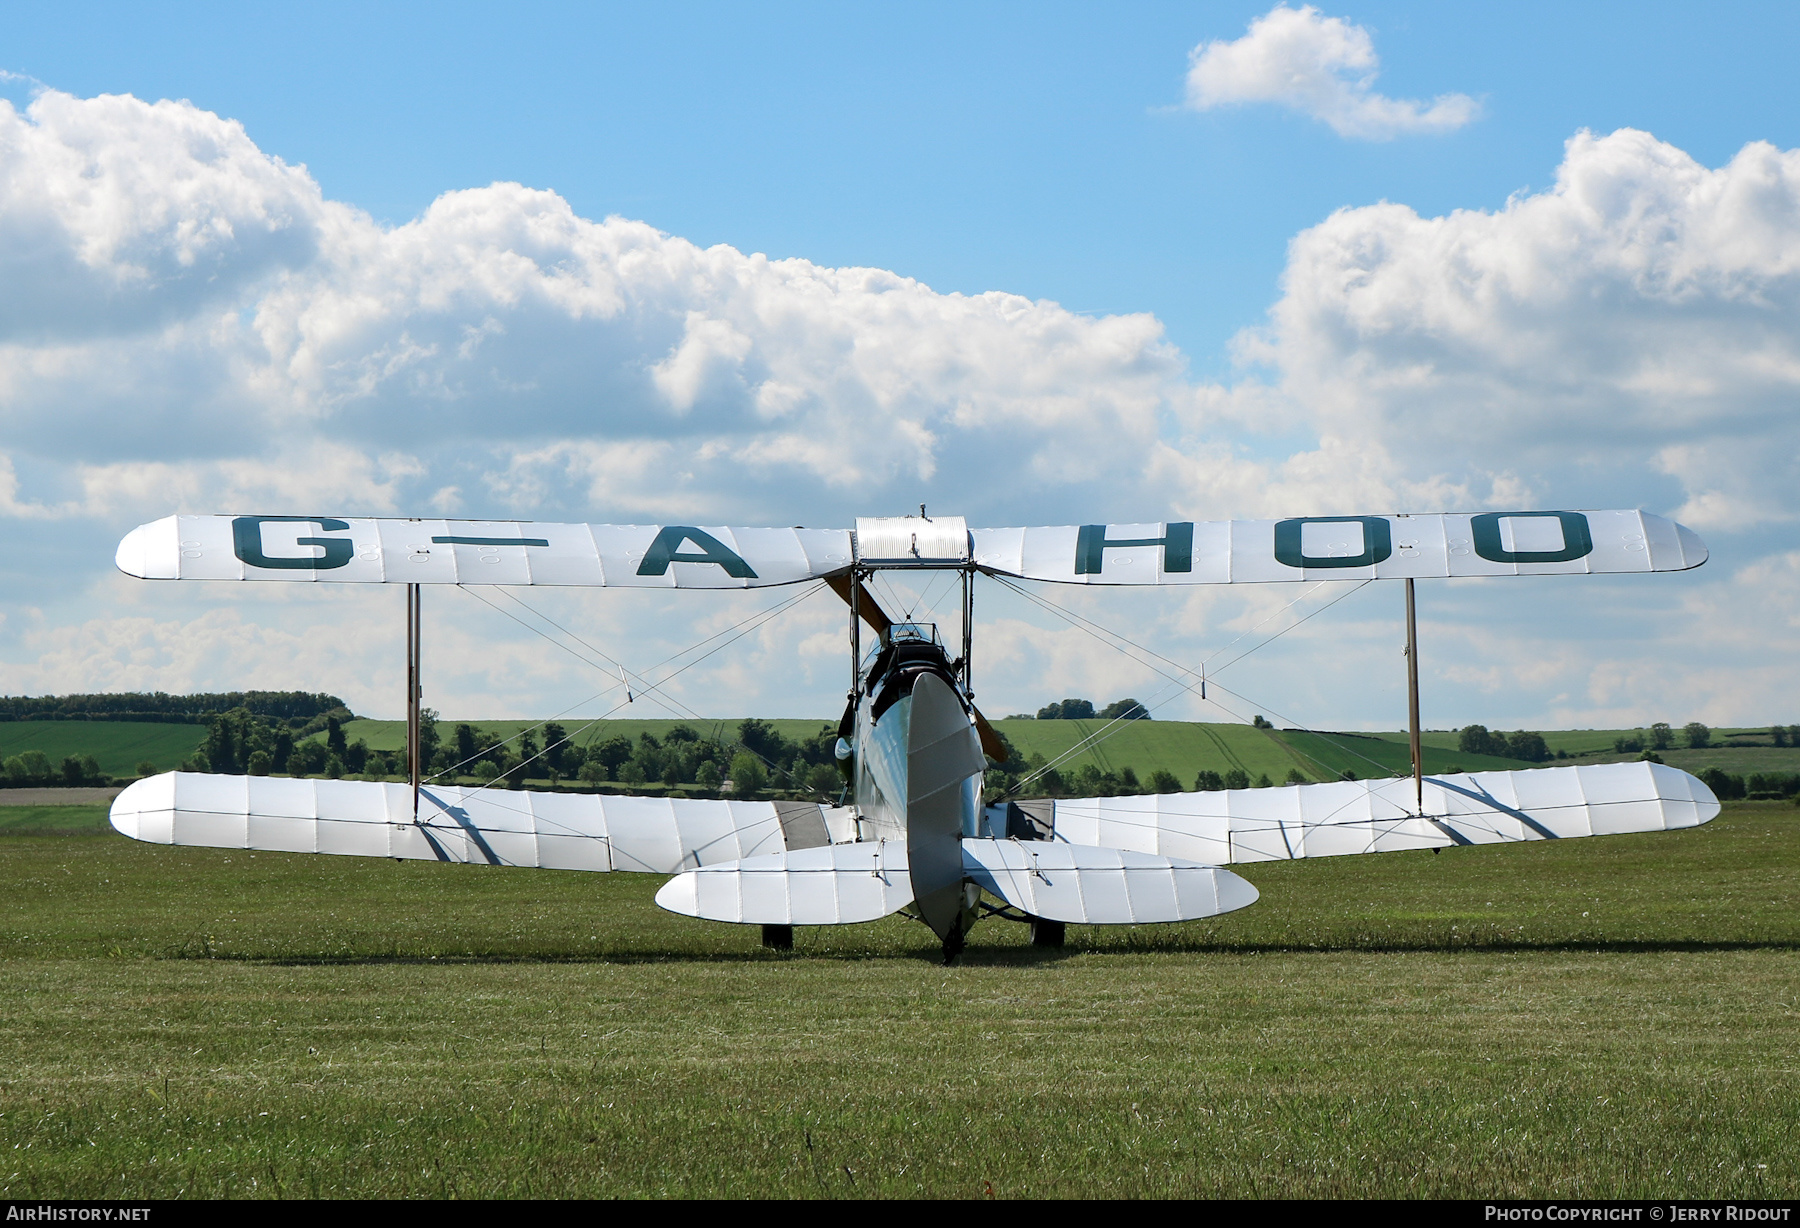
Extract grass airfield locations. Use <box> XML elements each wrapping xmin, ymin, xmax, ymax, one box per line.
<box><xmin>0</xmin><ymin>803</ymin><xmax>1795</xmax><ymax>1198</ymax></box>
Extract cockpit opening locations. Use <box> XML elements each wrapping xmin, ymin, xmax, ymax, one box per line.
<box><xmin>886</xmin><ymin>621</ymin><xmax>941</xmax><ymax>647</ymax></box>
<box><xmin>861</xmin><ymin>620</ymin><xmax>964</xmax><ymax>722</ymax></box>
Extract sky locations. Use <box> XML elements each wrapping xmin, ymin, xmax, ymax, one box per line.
<box><xmin>1</xmin><ymin>1</ymin><xmax>1798</xmax><ymax>733</ymax></box>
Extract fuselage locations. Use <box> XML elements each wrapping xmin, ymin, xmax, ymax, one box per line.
<box><xmin>849</xmin><ymin>623</ymin><xmax>986</xmax><ymax>945</ymax></box>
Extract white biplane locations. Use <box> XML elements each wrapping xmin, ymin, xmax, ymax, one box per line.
<box><xmin>109</xmin><ymin>508</ymin><xmax>1719</xmax><ymax>960</ymax></box>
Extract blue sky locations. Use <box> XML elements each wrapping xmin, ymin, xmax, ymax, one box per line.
<box><xmin>2</xmin><ymin>2</ymin><xmax>1798</xmax><ymax>730</ymax></box>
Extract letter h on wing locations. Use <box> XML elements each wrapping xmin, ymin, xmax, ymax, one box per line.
<box><xmin>1074</xmin><ymin>523</ymin><xmax>1194</xmax><ymax>575</ymax></box>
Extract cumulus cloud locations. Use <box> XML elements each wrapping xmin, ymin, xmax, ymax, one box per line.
<box><xmin>1241</xmin><ymin>128</ymin><xmax>1800</xmax><ymax>531</ymax></box>
<box><xmin>0</xmin><ymin>87</ymin><xmax>1196</xmax><ymax>524</ymax></box>
<box><xmin>1186</xmin><ymin>4</ymin><xmax>1478</xmax><ymax>139</ymax></box>
<box><xmin>0</xmin><ymin>89</ymin><xmax>324</xmax><ymax>340</ymax></box>
<box><xmin>1</xmin><ymin>86</ymin><xmax>1797</xmax><ymax>726</ymax></box>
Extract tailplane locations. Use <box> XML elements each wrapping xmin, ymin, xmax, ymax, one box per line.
<box><xmin>654</xmin><ymin>841</ymin><xmax>913</xmax><ymax>925</ymax></box>
<box><xmin>962</xmin><ymin>838</ymin><xmax>1258</xmax><ymax>924</ymax></box>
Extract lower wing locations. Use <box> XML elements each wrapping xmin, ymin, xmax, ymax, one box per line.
<box><xmin>1003</xmin><ymin>762</ymin><xmax>1719</xmax><ymax>864</ymax></box>
<box><xmin>109</xmin><ymin>772</ymin><xmax>856</xmax><ymax>873</ymax></box>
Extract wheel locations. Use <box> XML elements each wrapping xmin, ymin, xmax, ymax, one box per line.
<box><xmin>1029</xmin><ymin>918</ymin><xmax>1065</xmax><ymax>948</ymax></box>
<box><xmin>761</xmin><ymin>924</ymin><xmax>793</xmax><ymax>950</ymax></box>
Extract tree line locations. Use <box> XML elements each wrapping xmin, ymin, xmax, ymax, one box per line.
<box><xmin>979</xmin><ymin>726</ymin><xmax>1316</xmax><ymax>801</ymax></box>
<box><xmin>3</xmin><ymin>751</ymin><xmax>106</xmax><ymax>786</ymax></box>
<box><xmin>184</xmin><ymin>710</ymin><xmax>385</xmax><ymax>778</ymax></box>
<box><xmin>176</xmin><ymin>708</ymin><xmax>848</xmax><ymax>800</ymax></box>
<box><xmin>0</xmin><ymin>700</ymin><xmax>354</xmax><ymax>786</ymax></box>
<box><xmin>1696</xmin><ymin>768</ymin><xmax>1800</xmax><ymax>802</ymax></box>
<box><xmin>439</xmin><ymin>716</ymin><xmax>844</xmax><ymax>798</ymax></box>
<box><xmin>1613</xmin><ymin>723</ymin><xmax>1799</xmax><ymax>752</ymax></box>
<box><xmin>1613</xmin><ymin>722</ymin><xmax>1710</xmax><ymax>752</ymax></box>
<box><xmin>1457</xmin><ymin>725</ymin><xmax>1554</xmax><ymax>762</ymax></box>
<box><xmin>1014</xmin><ymin>697</ymin><xmax>1151</xmax><ymax>721</ymax></box>
<box><xmin>0</xmin><ymin>690</ymin><xmax>349</xmax><ymax>724</ymax></box>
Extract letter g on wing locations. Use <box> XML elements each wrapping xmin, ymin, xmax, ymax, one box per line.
<box><xmin>231</xmin><ymin>516</ymin><xmax>354</xmax><ymax>570</ymax></box>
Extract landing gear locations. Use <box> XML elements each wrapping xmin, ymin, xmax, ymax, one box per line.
<box><xmin>761</xmin><ymin>924</ymin><xmax>793</xmax><ymax>950</ymax></box>
<box><xmin>940</xmin><ymin>924</ymin><xmax>966</xmax><ymax>965</ymax></box>
<box><xmin>1029</xmin><ymin>917</ymin><xmax>1065</xmax><ymax>948</ymax></box>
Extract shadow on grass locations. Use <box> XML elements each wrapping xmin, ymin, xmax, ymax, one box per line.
<box><xmin>1074</xmin><ymin>936</ymin><xmax>1800</xmax><ymax>956</ymax></box>
<box><xmin>163</xmin><ymin>936</ymin><xmax>1800</xmax><ymax>967</ymax></box>
<box><xmin>0</xmin><ymin>821</ymin><xmax>113</xmax><ymax>831</ymax></box>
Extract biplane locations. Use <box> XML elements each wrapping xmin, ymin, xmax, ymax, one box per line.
<box><xmin>109</xmin><ymin>509</ymin><xmax>1719</xmax><ymax>961</ymax></box>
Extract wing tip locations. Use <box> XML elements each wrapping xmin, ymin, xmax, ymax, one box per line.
<box><xmin>1672</xmin><ymin>764</ymin><xmax>1722</xmax><ymax>824</ymax></box>
<box><xmin>654</xmin><ymin>872</ymin><xmax>701</xmax><ymax>918</ymax></box>
<box><xmin>1214</xmin><ymin>868</ymin><xmax>1260</xmax><ymax>914</ymax></box>
<box><xmin>115</xmin><ymin>516</ymin><xmax>181</xmax><ymax>580</ymax></box>
<box><xmin>1674</xmin><ymin>520</ymin><xmax>1709</xmax><ymax>570</ymax></box>
<box><xmin>109</xmin><ymin>771</ymin><xmax>176</xmax><ymax>842</ymax></box>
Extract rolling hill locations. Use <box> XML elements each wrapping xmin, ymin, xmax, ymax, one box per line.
<box><xmin>6</xmin><ymin>709</ymin><xmax>1795</xmax><ymax>789</ymax></box>
<box><xmin>0</xmin><ymin>721</ymin><xmax>206</xmax><ymax>776</ymax></box>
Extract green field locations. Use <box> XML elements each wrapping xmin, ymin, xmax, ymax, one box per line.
<box><xmin>1512</xmin><ymin>726</ymin><xmax>1791</xmax><ymax>758</ymax></box>
<box><xmin>1413</xmin><ymin>727</ymin><xmax>1800</xmax><ymax>777</ymax></box>
<box><xmin>0</xmin><ymin>804</ymin><xmax>111</xmax><ymax>835</ymax></box>
<box><xmin>0</xmin><ymin>803</ymin><xmax>1794</xmax><ymax>1197</ymax></box>
<box><xmin>331</xmin><ymin>716</ymin><xmax>1800</xmax><ymax>790</ymax></box>
<box><xmin>327</xmin><ymin>717</ymin><xmax>837</xmax><ymax>754</ymax></box>
<box><xmin>993</xmin><ymin>718</ymin><xmax>1532</xmax><ymax>783</ymax></box>
<box><xmin>1652</xmin><ymin>747</ymin><xmax>1800</xmax><ymax>775</ymax></box>
<box><xmin>994</xmin><ymin>719</ymin><xmax>1800</xmax><ymax>787</ymax></box>
<box><xmin>0</xmin><ymin>721</ymin><xmax>205</xmax><ymax>776</ymax></box>
<box><xmin>335</xmin><ymin>715</ymin><xmax>1535</xmax><ymax>785</ymax></box>
<box><xmin>8</xmin><ymin>710</ymin><xmax>1793</xmax><ymax>792</ymax></box>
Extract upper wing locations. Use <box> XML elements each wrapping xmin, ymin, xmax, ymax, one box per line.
<box><xmin>971</xmin><ymin>510</ymin><xmax>1707</xmax><ymax>584</ymax></box>
<box><xmin>116</xmin><ymin>515</ymin><xmax>854</xmax><ymax>588</ymax></box>
<box><xmin>998</xmin><ymin>762</ymin><xmax>1719</xmax><ymax>864</ymax></box>
<box><xmin>110</xmin><ymin>772</ymin><xmax>856</xmax><ymax>873</ymax></box>
<box><xmin>117</xmin><ymin>509</ymin><xmax>1706</xmax><ymax>587</ymax></box>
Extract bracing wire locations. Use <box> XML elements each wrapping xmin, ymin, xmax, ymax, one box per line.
<box><xmin>435</xmin><ymin>581</ymin><xmax>832</xmax><ymax>800</ymax></box>
<box><xmin>1197</xmin><ymin>581</ymin><xmax>1337</xmax><ymax>674</ymax></box>
<box><xmin>459</xmin><ymin>580</ymin><xmax>816</xmax><ymax>726</ymax></box>
<box><xmin>478</xmin><ymin>582</ymin><xmax>821</xmax><ymax>785</ymax></box>
<box><xmin>1189</xmin><ymin>673</ymin><xmax>1403</xmax><ymax>782</ymax></box>
<box><xmin>993</xmin><ymin>574</ymin><xmax>1389</xmax><ymax>796</ymax></box>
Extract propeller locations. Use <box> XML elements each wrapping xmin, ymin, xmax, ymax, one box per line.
<box><xmin>823</xmin><ymin>573</ymin><xmax>892</xmax><ymax>636</ymax></box>
<box><xmin>970</xmin><ymin>707</ymin><xmax>1009</xmax><ymax>765</ymax></box>
<box><xmin>825</xmin><ymin>572</ymin><xmax>1009</xmax><ymax>764</ymax></box>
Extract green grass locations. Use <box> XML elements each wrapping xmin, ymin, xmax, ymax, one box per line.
<box><xmin>0</xmin><ymin>722</ymin><xmax>204</xmax><ymax>776</ymax></box>
<box><xmin>0</xmin><ymin>804</ymin><xmax>1795</xmax><ymax>1197</ymax></box>
<box><xmin>0</xmin><ymin>805</ymin><xmax>111</xmax><ymax>835</ymax></box>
